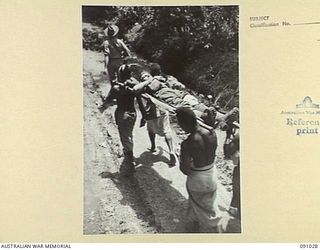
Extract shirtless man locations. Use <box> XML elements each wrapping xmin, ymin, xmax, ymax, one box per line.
<box><xmin>224</xmin><ymin>133</ymin><xmax>240</xmax><ymax>218</ymax></box>
<box><xmin>176</xmin><ymin>107</ymin><xmax>219</xmax><ymax>232</ymax></box>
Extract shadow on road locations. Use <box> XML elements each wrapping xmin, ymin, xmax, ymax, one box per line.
<box><xmin>134</xmin><ymin>165</ymin><xmax>189</xmax><ymax>233</ymax></box>
<box><xmin>134</xmin><ymin>147</ymin><xmax>171</xmax><ymax>168</ymax></box>
<box><xmin>99</xmin><ymin>162</ymin><xmax>189</xmax><ymax>232</ymax></box>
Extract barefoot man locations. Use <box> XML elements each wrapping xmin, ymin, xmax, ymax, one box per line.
<box><xmin>132</xmin><ymin>70</ymin><xmax>177</xmax><ymax>166</ymax></box>
<box><xmin>176</xmin><ymin>107</ymin><xmax>220</xmax><ymax>232</ymax></box>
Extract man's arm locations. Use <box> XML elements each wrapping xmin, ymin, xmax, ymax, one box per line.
<box><xmin>118</xmin><ymin>39</ymin><xmax>132</xmax><ymax>57</ymax></box>
<box><xmin>104</xmin><ymin>85</ymin><xmax>120</xmax><ymax>104</ymax></box>
<box><xmin>102</xmin><ymin>40</ymin><xmax>110</xmax><ymax>55</ymax></box>
<box><xmin>104</xmin><ymin>56</ymin><xmax>109</xmax><ymax>66</ymax></box>
<box><xmin>179</xmin><ymin>140</ymin><xmax>193</xmax><ymax>175</ymax></box>
<box><xmin>132</xmin><ymin>77</ymin><xmax>153</xmax><ymax>93</ymax></box>
<box><xmin>136</xmin><ymin>95</ymin><xmax>147</xmax><ymax>118</ymax></box>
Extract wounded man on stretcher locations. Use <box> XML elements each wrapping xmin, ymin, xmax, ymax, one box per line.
<box><xmin>118</xmin><ymin>62</ymin><xmax>238</xmax><ymax>129</ymax></box>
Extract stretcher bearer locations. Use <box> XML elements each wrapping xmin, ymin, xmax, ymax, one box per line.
<box><xmin>102</xmin><ymin>24</ymin><xmax>131</xmax><ymax>84</ymax></box>
<box><xmin>224</xmin><ymin>133</ymin><xmax>240</xmax><ymax>219</ymax></box>
<box><xmin>102</xmin><ymin>64</ymin><xmax>143</xmax><ymax>176</ymax></box>
<box><xmin>132</xmin><ymin>71</ymin><xmax>177</xmax><ymax>166</ymax></box>
<box><xmin>176</xmin><ymin>107</ymin><xmax>221</xmax><ymax>232</ymax></box>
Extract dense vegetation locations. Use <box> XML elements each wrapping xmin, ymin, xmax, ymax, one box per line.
<box><xmin>82</xmin><ymin>6</ymin><xmax>239</xmax><ymax>109</ymax></box>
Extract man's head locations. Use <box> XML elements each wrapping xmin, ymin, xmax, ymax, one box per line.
<box><xmin>201</xmin><ymin>107</ymin><xmax>217</xmax><ymax>127</ymax></box>
<box><xmin>224</xmin><ymin>133</ymin><xmax>239</xmax><ymax>159</ymax></box>
<box><xmin>176</xmin><ymin>107</ymin><xmax>198</xmax><ymax>133</ymax></box>
<box><xmin>150</xmin><ymin>63</ymin><xmax>162</xmax><ymax>76</ymax></box>
<box><xmin>140</xmin><ymin>71</ymin><xmax>152</xmax><ymax>81</ymax></box>
<box><xmin>104</xmin><ymin>24</ymin><xmax>119</xmax><ymax>37</ymax></box>
<box><xmin>118</xmin><ymin>64</ymin><xmax>132</xmax><ymax>83</ymax></box>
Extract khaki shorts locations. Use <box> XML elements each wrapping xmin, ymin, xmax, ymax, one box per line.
<box><xmin>147</xmin><ymin>113</ymin><xmax>171</xmax><ymax>137</ymax></box>
<box><xmin>107</xmin><ymin>58</ymin><xmax>124</xmax><ymax>82</ymax></box>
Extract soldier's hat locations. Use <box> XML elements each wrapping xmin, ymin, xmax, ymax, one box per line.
<box><xmin>104</xmin><ymin>24</ymin><xmax>119</xmax><ymax>37</ymax></box>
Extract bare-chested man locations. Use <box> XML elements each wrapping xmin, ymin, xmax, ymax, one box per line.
<box><xmin>224</xmin><ymin>133</ymin><xmax>240</xmax><ymax>218</ymax></box>
<box><xmin>176</xmin><ymin>107</ymin><xmax>220</xmax><ymax>232</ymax></box>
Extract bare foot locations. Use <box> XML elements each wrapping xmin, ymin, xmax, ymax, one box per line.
<box><xmin>169</xmin><ymin>153</ymin><xmax>177</xmax><ymax>166</ymax></box>
<box><xmin>148</xmin><ymin>147</ymin><xmax>156</xmax><ymax>153</ymax></box>
<box><xmin>228</xmin><ymin>206</ymin><xmax>239</xmax><ymax>218</ymax></box>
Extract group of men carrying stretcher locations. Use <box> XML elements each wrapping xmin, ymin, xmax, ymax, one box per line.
<box><xmin>99</xmin><ymin>24</ymin><xmax>240</xmax><ymax>233</ymax></box>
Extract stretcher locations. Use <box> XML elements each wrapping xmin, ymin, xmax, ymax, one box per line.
<box><xmin>115</xmin><ymin>81</ymin><xmax>239</xmax><ymax>132</ymax></box>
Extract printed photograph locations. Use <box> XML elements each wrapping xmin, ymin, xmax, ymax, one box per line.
<box><xmin>82</xmin><ymin>5</ymin><xmax>240</xmax><ymax>234</ymax></box>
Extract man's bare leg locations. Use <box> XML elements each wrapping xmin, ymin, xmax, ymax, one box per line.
<box><xmin>164</xmin><ymin>134</ymin><xmax>176</xmax><ymax>166</ymax></box>
<box><xmin>148</xmin><ymin>131</ymin><xmax>156</xmax><ymax>152</ymax></box>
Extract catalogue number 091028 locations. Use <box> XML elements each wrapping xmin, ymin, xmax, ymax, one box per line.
<box><xmin>300</xmin><ymin>244</ymin><xmax>319</xmax><ymax>249</ymax></box>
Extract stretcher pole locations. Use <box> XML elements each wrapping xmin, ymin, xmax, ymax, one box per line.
<box><xmin>114</xmin><ymin>81</ymin><xmax>238</xmax><ymax>131</ymax></box>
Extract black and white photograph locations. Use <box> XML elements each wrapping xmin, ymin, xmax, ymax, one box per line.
<box><xmin>82</xmin><ymin>5</ymin><xmax>240</xmax><ymax>234</ymax></box>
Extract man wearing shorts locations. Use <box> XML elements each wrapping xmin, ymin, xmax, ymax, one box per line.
<box><xmin>102</xmin><ymin>24</ymin><xmax>131</xmax><ymax>84</ymax></box>
<box><xmin>132</xmin><ymin>71</ymin><xmax>177</xmax><ymax>166</ymax></box>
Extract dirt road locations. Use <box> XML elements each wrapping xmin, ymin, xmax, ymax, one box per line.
<box><xmin>83</xmin><ymin>50</ymin><xmax>238</xmax><ymax>234</ymax></box>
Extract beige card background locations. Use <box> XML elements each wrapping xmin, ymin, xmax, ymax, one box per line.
<box><xmin>1</xmin><ymin>0</ymin><xmax>320</xmax><ymax>243</ymax></box>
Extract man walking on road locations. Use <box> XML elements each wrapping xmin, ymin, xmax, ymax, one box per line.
<box><xmin>102</xmin><ymin>24</ymin><xmax>131</xmax><ymax>84</ymax></box>
<box><xmin>102</xmin><ymin>64</ymin><xmax>143</xmax><ymax>176</ymax></box>
<box><xmin>131</xmin><ymin>70</ymin><xmax>177</xmax><ymax>166</ymax></box>
<box><xmin>99</xmin><ymin>24</ymin><xmax>132</xmax><ymax>117</ymax></box>
<box><xmin>176</xmin><ymin>107</ymin><xmax>221</xmax><ymax>232</ymax></box>
<box><xmin>224</xmin><ymin>133</ymin><xmax>240</xmax><ymax>219</ymax></box>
